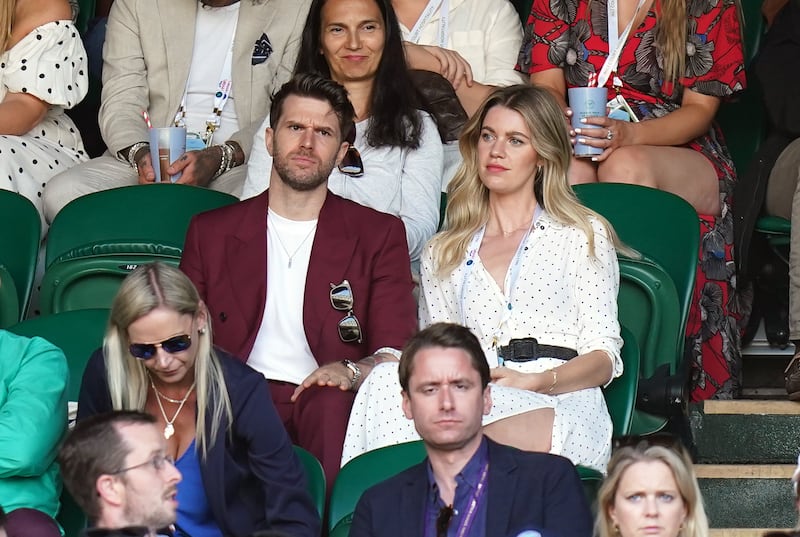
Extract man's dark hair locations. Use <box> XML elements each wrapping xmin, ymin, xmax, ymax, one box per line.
<box><xmin>58</xmin><ymin>411</ymin><xmax>157</xmax><ymax>521</ymax></box>
<box><xmin>294</xmin><ymin>0</ymin><xmax>423</xmax><ymax>149</ymax></box>
<box><xmin>269</xmin><ymin>73</ymin><xmax>355</xmax><ymax>143</ymax></box>
<box><xmin>398</xmin><ymin>323</ymin><xmax>490</xmax><ymax>392</ymax></box>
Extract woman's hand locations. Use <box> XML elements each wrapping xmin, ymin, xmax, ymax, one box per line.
<box><xmin>491</xmin><ymin>366</ymin><xmax>548</xmax><ymax>391</ymax></box>
<box><xmin>573</xmin><ymin>116</ymin><xmax>636</xmax><ymax>161</ymax></box>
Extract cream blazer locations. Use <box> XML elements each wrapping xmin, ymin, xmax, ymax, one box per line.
<box><xmin>99</xmin><ymin>0</ymin><xmax>311</xmax><ymax>159</ymax></box>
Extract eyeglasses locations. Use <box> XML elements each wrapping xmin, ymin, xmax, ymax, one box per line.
<box><xmin>330</xmin><ymin>279</ymin><xmax>362</xmax><ymax>344</ymax></box>
<box><xmin>436</xmin><ymin>505</ymin><xmax>454</xmax><ymax>537</ymax></box>
<box><xmin>338</xmin><ymin>125</ymin><xmax>364</xmax><ymax>177</ymax></box>
<box><xmin>129</xmin><ymin>334</ymin><xmax>192</xmax><ymax>360</ymax></box>
<box><xmin>110</xmin><ymin>453</ymin><xmax>176</xmax><ymax>475</ymax></box>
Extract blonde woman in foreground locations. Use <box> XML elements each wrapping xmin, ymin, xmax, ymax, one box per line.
<box><xmin>597</xmin><ymin>439</ymin><xmax>709</xmax><ymax>537</ymax></box>
<box><xmin>343</xmin><ymin>84</ymin><xmax>629</xmax><ymax>472</ymax></box>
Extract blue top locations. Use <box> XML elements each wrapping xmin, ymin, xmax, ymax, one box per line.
<box><xmin>425</xmin><ymin>438</ymin><xmax>489</xmax><ymax>537</ymax></box>
<box><xmin>174</xmin><ymin>441</ymin><xmax>222</xmax><ymax>537</ymax></box>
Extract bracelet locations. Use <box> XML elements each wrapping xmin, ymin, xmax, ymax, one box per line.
<box><xmin>125</xmin><ymin>142</ymin><xmax>150</xmax><ymax>174</ymax></box>
<box><xmin>211</xmin><ymin>142</ymin><xmax>236</xmax><ymax>181</ymax></box>
<box><xmin>341</xmin><ymin>359</ymin><xmax>362</xmax><ymax>391</ymax></box>
<box><xmin>547</xmin><ymin>368</ymin><xmax>558</xmax><ymax>394</ymax></box>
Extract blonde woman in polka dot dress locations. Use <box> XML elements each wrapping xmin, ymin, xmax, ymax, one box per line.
<box><xmin>0</xmin><ymin>0</ymin><xmax>88</xmax><ymax>232</ymax></box>
<box><xmin>343</xmin><ymin>84</ymin><xmax>630</xmax><ymax>473</ymax></box>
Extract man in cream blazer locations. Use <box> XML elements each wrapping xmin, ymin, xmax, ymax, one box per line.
<box><xmin>43</xmin><ymin>0</ymin><xmax>311</xmax><ymax>221</ymax></box>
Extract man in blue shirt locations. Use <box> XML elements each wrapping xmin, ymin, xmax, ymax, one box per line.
<box><xmin>350</xmin><ymin>323</ymin><xmax>593</xmax><ymax>537</ymax></box>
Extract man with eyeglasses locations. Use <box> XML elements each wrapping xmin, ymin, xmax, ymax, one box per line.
<box><xmin>350</xmin><ymin>323</ymin><xmax>593</xmax><ymax>537</ymax></box>
<box><xmin>59</xmin><ymin>411</ymin><xmax>182</xmax><ymax>537</ymax></box>
<box><xmin>179</xmin><ymin>73</ymin><xmax>417</xmax><ymax>488</ymax></box>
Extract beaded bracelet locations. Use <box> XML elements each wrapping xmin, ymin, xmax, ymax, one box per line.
<box><xmin>125</xmin><ymin>142</ymin><xmax>150</xmax><ymax>174</ymax></box>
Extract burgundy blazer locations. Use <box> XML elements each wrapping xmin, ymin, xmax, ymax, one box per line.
<box><xmin>179</xmin><ymin>189</ymin><xmax>417</xmax><ymax>365</ymax></box>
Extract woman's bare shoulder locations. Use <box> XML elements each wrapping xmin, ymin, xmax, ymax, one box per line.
<box><xmin>10</xmin><ymin>0</ymin><xmax>73</xmax><ymax>48</ymax></box>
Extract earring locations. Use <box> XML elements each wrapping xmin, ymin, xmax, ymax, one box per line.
<box><xmin>613</xmin><ymin>524</ymin><xmax>621</xmax><ymax>536</ymax></box>
<box><xmin>198</xmin><ymin>327</ymin><xmax>207</xmax><ymax>335</ymax></box>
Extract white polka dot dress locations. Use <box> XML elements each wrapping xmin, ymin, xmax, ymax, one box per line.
<box><xmin>342</xmin><ymin>212</ymin><xmax>623</xmax><ymax>472</ymax></box>
<box><xmin>0</xmin><ymin>21</ymin><xmax>88</xmax><ymax>232</ymax></box>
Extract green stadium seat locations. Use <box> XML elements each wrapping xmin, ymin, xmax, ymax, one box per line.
<box><xmin>294</xmin><ymin>445</ymin><xmax>326</xmax><ymax>518</ymax></box>
<box><xmin>0</xmin><ymin>190</ymin><xmax>41</xmax><ymax>324</ymax></box>
<box><xmin>40</xmin><ymin>185</ymin><xmax>237</xmax><ymax>314</ymax></box>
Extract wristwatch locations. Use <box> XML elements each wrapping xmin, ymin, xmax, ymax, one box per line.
<box><xmin>341</xmin><ymin>359</ymin><xmax>362</xmax><ymax>391</ymax></box>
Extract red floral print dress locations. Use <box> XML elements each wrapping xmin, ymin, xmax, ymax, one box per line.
<box><xmin>518</xmin><ymin>0</ymin><xmax>747</xmax><ymax>400</ymax></box>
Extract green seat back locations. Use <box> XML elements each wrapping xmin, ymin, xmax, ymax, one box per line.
<box><xmin>715</xmin><ymin>3</ymin><xmax>766</xmax><ymax>173</ymax></box>
<box><xmin>57</xmin><ymin>487</ymin><xmax>87</xmax><ymax>537</ymax></box>
<box><xmin>75</xmin><ymin>0</ymin><xmax>96</xmax><ymax>34</ymax></box>
<box><xmin>41</xmin><ymin>185</ymin><xmax>237</xmax><ymax>314</ymax></box>
<box><xmin>603</xmin><ymin>326</ymin><xmax>640</xmax><ymax>437</ymax></box>
<box><xmin>511</xmin><ymin>0</ymin><xmax>533</xmax><ymax>24</ymax></box>
<box><xmin>574</xmin><ymin>183</ymin><xmax>696</xmax><ymax>435</ymax></box>
<box><xmin>294</xmin><ymin>445</ymin><xmax>326</xmax><ymax>518</ymax></box>
<box><xmin>0</xmin><ymin>190</ymin><xmax>41</xmax><ymax>320</ymax></box>
<box><xmin>8</xmin><ymin>309</ymin><xmax>109</xmax><ymax>401</ymax></box>
<box><xmin>0</xmin><ymin>264</ymin><xmax>20</xmax><ymax>329</ymax></box>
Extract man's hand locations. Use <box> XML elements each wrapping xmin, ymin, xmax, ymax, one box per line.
<box><xmin>167</xmin><ymin>146</ymin><xmax>223</xmax><ymax>187</ymax></box>
<box><xmin>133</xmin><ymin>147</ymin><xmax>156</xmax><ymax>184</ymax></box>
<box><xmin>291</xmin><ymin>362</ymin><xmax>355</xmax><ymax>402</ymax></box>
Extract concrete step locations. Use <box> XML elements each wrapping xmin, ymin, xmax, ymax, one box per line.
<box><xmin>697</xmin><ymin>464</ymin><xmax>796</xmax><ymax>528</ymax></box>
<box><xmin>691</xmin><ymin>401</ymin><xmax>800</xmax><ymax>464</ymax></box>
<box><xmin>710</xmin><ymin>530</ymin><xmax>794</xmax><ymax>537</ymax></box>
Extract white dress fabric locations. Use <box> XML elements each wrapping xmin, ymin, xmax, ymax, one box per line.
<box><xmin>243</xmin><ymin>112</ymin><xmax>443</xmax><ymax>265</ymax></box>
<box><xmin>342</xmin><ymin>212</ymin><xmax>623</xmax><ymax>472</ymax></box>
<box><xmin>0</xmin><ymin>21</ymin><xmax>88</xmax><ymax>230</ymax></box>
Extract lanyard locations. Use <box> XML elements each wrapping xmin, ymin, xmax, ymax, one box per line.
<box><xmin>174</xmin><ymin>18</ymin><xmax>238</xmax><ymax>147</ymax></box>
<box><xmin>459</xmin><ymin>206</ymin><xmax>543</xmax><ymax>348</ymax></box>
<box><xmin>597</xmin><ymin>0</ymin><xmax>647</xmax><ymax>88</ymax></box>
<box><xmin>408</xmin><ymin>0</ymin><xmax>450</xmax><ymax>49</ymax></box>
<box><xmin>454</xmin><ymin>461</ymin><xmax>489</xmax><ymax>537</ymax></box>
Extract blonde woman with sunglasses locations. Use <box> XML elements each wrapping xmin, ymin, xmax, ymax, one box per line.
<box><xmin>77</xmin><ymin>263</ymin><xmax>320</xmax><ymax>537</ymax></box>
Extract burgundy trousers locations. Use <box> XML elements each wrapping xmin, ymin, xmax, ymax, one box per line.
<box><xmin>268</xmin><ymin>381</ymin><xmax>354</xmax><ymax>495</ymax></box>
<box><xmin>5</xmin><ymin>508</ymin><xmax>61</xmax><ymax>537</ymax></box>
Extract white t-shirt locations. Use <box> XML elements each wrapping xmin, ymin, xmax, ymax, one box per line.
<box><xmin>247</xmin><ymin>209</ymin><xmax>319</xmax><ymax>385</ymax></box>
<box><xmin>184</xmin><ymin>3</ymin><xmax>241</xmax><ymax>145</ymax></box>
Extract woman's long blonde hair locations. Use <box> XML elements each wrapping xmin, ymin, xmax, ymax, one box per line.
<box><xmin>103</xmin><ymin>263</ymin><xmax>233</xmax><ymax>457</ymax></box>
<box><xmin>588</xmin><ymin>0</ymin><xmax>742</xmax><ymax>83</ymax></box>
<box><xmin>431</xmin><ymin>84</ymin><xmax>628</xmax><ymax>276</ymax></box>
<box><xmin>1</xmin><ymin>0</ymin><xmax>14</xmax><ymax>53</ymax></box>
<box><xmin>596</xmin><ymin>442</ymin><xmax>709</xmax><ymax>537</ymax></box>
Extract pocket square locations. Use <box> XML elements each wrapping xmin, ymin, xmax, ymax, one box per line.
<box><xmin>252</xmin><ymin>33</ymin><xmax>274</xmax><ymax>65</ymax></box>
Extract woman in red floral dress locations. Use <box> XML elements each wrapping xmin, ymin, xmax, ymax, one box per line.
<box><xmin>518</xmin><ymin>0</ymin><xmax>747</xmax><ymax>400</ymax></box>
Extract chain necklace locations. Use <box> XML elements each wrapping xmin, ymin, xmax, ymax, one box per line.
<box><xmin>271</xmin><ymin>222</ymin><xmax>317</xmax><ymax>269</ymax></box>
<box><xmin>148</xmin><ymin>373</ymin><xmax>196</xmax><ymax>440</ymax></box>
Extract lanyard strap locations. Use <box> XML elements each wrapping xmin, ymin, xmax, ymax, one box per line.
<box><xmin>454</xmin><ymin>461</ymin><xmax>489</xmax><ymax>537</ymax></box>
<box><xmin>597</xmin><ymin>0</ymin><xmax>647</xmax><ymax>88</ymax></box>
<box><xmin>174</xmin><ymin>18</ymin><xmax>238</xmax><ymax>147</ymax></box>
<box><xmin>408</xmin><ymin>0</ymin><xmax>449</xmax><ymax>49</ymax></box>
<box><xmin>459</xmin><ymin>206</ymin><xmax>543</xmax><ymax>340</ymax></box>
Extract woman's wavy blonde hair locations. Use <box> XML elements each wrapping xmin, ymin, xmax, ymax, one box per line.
<box><xmin>1</xmin><ymin>0</ymin><xmax>14</xmax><ymax>54</ymax></box>
<box><xmin>431</xmin><ymin>84</ymin><xmax>629</xmax><ymax>275</ymax></box>
<box><xmin>103</xmin><ymin>263</ymin><xmax>232</xmax><ymax>458</ymax></box>
<box><xmin>596</xmin><ymin>442</ymin><xmax>709</xmax><ymax>537</ymax></box>
<box><xmin>588</xmin><ymin>0</ymin><xmax>743</xmax><ymax>83</ymax></box>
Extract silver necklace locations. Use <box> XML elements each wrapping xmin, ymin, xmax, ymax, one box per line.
<box><xmin>271</xmin><ymin>223</ymin><xmax>317</xmax><ymax>268</ymax></box>
<box><xmin>148</xmin><ymin>374</ymin><xmax>196</xmax><ymax>440</ymax></box>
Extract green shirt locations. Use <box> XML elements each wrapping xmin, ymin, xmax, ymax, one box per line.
<box><xmin>0</xmin><ymin>330</ymin><xmax>68</xmax><ymax>519</ymax></box>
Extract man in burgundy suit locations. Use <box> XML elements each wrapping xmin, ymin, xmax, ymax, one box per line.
<box><xmin>179</xmin><ymin>74</ymin><xmax>417</xmax><ymax>486</ymax></box>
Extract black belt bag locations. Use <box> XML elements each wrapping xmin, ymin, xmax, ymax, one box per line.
<box><xmin>497</xmin><ymin>338</ymin><xmax>578</xmax><ymax>363</ymax></box>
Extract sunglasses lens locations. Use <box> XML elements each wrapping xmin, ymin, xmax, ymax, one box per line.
<box><xmin>128</xmin><ymin>335</ymin><xmax>192</xmax><ymax>360</ymax></box>
<box><xmin>129</xmin><ymin>343</ymin><xmax>156</xmax><ymax>360</ymax></box>
<box><xmin>339</xmin><ymin>147</ymin><xmax>364</xmax><ymax>177</ymax></box>
<box><xmin>338</xmin><ymin>314</ymin><xmax>362</xmax><ymax>343</ymax></box>
<box><xmin>161</xmin><ymin>335</ymin><xmax>192</xmax><ymax>354</ymax></box>
<box><xmin>330</xmin><ymin>285</ymin><xmax>354</xmax><ymax>311</ymax></box>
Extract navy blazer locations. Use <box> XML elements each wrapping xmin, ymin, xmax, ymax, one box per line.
<box><xmin>78</xmin><ymin>349</ymin><xmax>321</xmax><ymax>537</ymax></box>
<box><xmin>350</xmin><ymin>439</ymin><xmax>593</xmax><ymax>537</ymax></box>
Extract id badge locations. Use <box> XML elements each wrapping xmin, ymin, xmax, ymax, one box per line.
<box><xmin>607</xmin><ymin>94</ymin><xmax>639</xmax><ymax>122</ymax></box>
<box><xmin>186</xmin><ymin>132</ymin><xmax>206</xmax><ymax>151</ymax></box>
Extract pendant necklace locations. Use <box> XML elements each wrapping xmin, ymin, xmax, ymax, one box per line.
<box><xmin>271</xmin><ymin>223</ymin><xmax>317</xmax><ymax>268</ymax></box>
<box><xmin>148</xmin><ymin>373</ymin><xmax>196</xmax><ymax>440</ymax></box>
